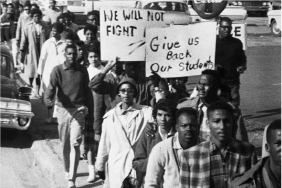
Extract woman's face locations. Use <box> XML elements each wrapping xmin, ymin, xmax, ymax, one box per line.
<box><xmin>85</xmin><ymin>30</ymin><xmax>94</xmax><ymax>42</ymax></box>
<box><xmin>88</xmin><ymin>52</ymin><xmax>100</xmax><ymax>67</ymax></box>
<box><xmin>119</xmin><ymin>83</ymin><xmax>135</xmax><ymax>104</ymax></box>
<box><xmin>33</xmin><ymin>13</ymin><xmax>41</xmax><ymax>23</ymax></box>
<box><xmin>2</xmin><ymin>6</ymin><xmax>7</xmax><ymax>14</ymax></box>
<box><xmin>156</xmin><ymin>109</ymin><xmax>172</xmax><ymax>130</ymax></box>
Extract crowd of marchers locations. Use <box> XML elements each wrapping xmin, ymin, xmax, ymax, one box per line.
<box><xmin>0</xmin><ymin>1</ymin><xmax>280</xmax><ymax>188</ymax></box>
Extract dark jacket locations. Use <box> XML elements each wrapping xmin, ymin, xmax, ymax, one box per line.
<box><xmin>231</xmin><ymin>157</ymin><xmax>280</xmax><ymax>188</ymax></box>
<box><xmin>215</xmin><ymin>35</ymin><xmax>247</xmax><ymax>85</ymax></box>
<box><xmin>133</xmin><ymin>127</ymin><xmax>176</xmax><ymax>183</ymax></box>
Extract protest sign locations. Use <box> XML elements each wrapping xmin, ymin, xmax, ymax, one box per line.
<box><xmin>146</xmin><ymin>22</ymin><xmax>217</xmax><ymax>78</ymax></box>
<box><xmin>231</xmin><ymin>23</ymin><xmax>247</xmax><ymax>50</ymax></box>
<box><xmin>100</xmin><ymin>7</ymin><xmax>166</xmax><ymax>61</ymax></box>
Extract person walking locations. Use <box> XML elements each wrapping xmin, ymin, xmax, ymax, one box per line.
<box><xmin>95</xmin><ymin>77</ymin><xmax>154</xmax><ymax>188</ymax></box>
<box><xmin>44</xmin><ymin>44</ymin><xmax>92</xmax><ymax>188</ymax></box>
<box><xmin>19</xmin><ymin>8</ymin><xmax>50</xmax><ymax>98</ymax></box>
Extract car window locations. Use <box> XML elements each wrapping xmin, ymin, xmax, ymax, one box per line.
<box><xmin>143</xmin><ymin>2</ymin><xmax>188</xmax><ymax>12</ymax></box>
<box><xmin>1</xmin><ymin>55</ymin><xmax>13</xmax><ymax>79</ymax></box>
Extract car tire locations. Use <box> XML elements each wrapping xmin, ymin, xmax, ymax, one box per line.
<box><xmin>271</xmin><ymin>20</ymin><xmax>281</xmax><ymax>37</ymax></box>
<box><xmin>1</xmin><ymin>128</ymin><xmax>19</xmax><ymax>140</ymax></box>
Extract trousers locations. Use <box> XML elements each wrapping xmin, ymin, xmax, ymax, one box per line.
<box><xmin>56</xmin><ymin>105</ymin><xmax>86</xmax><ymax>181</ymax></box>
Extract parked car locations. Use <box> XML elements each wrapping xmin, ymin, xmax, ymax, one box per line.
<box><xmin>189</xmin><ymin>5</ymin><xmax>247</xmax><ymax>22</ymax></box>
<box><xmin>0</xmin><ymin>44</ymin><xmax>34</xmax><ymax>139</ymax></box>
<box><xmin>267</xmin><ymin>9</ymin><xmax>281</xmax><ymax>37</ymax></box>
<box><xmin>135</xmin><ymin>0</ymin><xmax>192</xmax><ymax>25</ymax></box>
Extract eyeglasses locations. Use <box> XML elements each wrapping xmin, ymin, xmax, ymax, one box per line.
<box><xmin>220</xmin><ymin>26</ymin><xmax>232</xmax><ymax>29</ymax></box>
<box><xmin>24</xmin><ymin>8</ymin><xmax>30</xmax><ymax>10</ymax></box>
<box><xmin>119</xmin><ymin>89</ymin><xmax>135</xmax><ymax>94</ymax></box>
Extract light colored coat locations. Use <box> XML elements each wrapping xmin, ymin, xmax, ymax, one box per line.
<box><xmin>95</xmin><ymin>103</ymin><xmax>153</xmax><ymax>188</ymax></box>
<box><xmin>20</xmin><ymin>21</ymin><xmax>50</xmax><ymax>78</ymax></box>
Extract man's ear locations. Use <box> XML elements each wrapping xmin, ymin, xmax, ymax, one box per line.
<box><xmin>265</xmin><ymin>143</ymin><xmax>270</xmax><ymax>153</ymax></box>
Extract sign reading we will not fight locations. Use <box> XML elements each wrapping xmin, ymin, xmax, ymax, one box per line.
<box><xmin>100</xmin><ymin>7</ymin><xmax>166</xmax><ymax>61</ymax></box>
<box><xmin>146</xmin><ymin>22</ymin><xmax>217</xmax><ymax>78</ymax></box>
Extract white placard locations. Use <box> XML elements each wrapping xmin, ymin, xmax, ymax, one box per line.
<box><xmin>231</xmin><ymin>23</ymin><xmax>247</xmax><ymax>50</ymax></box>
<box><xmin>100</xmin><ymin>7</ymin><xmax>166</xmax><ymax>61</ymax></box>
<box><xmin>146</xmin><ymin>22</ymin><xmax>217</xmax><ymax>78</ymax></box>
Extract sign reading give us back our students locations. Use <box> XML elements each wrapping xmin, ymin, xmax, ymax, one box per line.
<box><xmin>100</xmin><ymin>7</ymin><xmax>166</xmax><ymax>61</ymax></box>
<box><xmin>145</xmin><ymin>22</ymin><xmax>217</xmax><ymax>78</ymax></box>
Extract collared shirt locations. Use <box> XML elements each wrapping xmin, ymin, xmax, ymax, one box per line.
<box><xmin>172</xmin><ymin>132</ymin><xmax>183</xmax><ymax>166</ymax></box>
<box><xmin>116</xmin><ymin>103</ymin><xmax>140</xmax><ymax>129</ymax></box>
<box><xmin>44</xmin><ymin>62</ymin><xmax>91</xmax><ymax>109</ymax></box>
<box><xmin>87</xmin><ymin>64</ymin><xmax>104</xmax><ymax>81</ymax></box>
<box><xmin>159</xmin><ymin>127</ymin><xmax>174</xmax><ymax>141</ymax></box>
<box><xmin>210</xmin><ymin>141</ymin><xmax>231</xmax><ymax>188</ymax></box>
<box><xmin>198</xmin><ymin>100</ymin><xmax>210</xmax><ymax>140</ymax></box>
<box><xmin>33</xmin><ymin>21</ymin><xmax>41</xmax><ymax>36</ymax></box>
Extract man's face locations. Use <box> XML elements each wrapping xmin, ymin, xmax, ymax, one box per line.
<box><xmin>156</xmin><ymin>109</ymin><xmax>172</xmax><ymax>130</ymax></box>
<box><xmin>33</xmin><ymin>13</ymin><xmax>41</xmax><ymax>23</ymax></box>
<box><xmin>219</xmin><ymin>20</ymin><xmax>232</xmax><ymax>39</ymax></box>
<box><xmin>87</xmin><ymin>15</ymin><xmax>97</xmax><ymax>25</ymax></box>
<box><xmin>124</xmin><ymin>62</ymin><xmax>138</xmax><ymax>78</ymax></box>
<box><xmin>208</xmin><ymin>109</ymin><xmax>233</xmax><ymax>144</ymax></box>
<box><xmin>197</xmin><ymin>74</ymin><xmax>217</xmax><ymax>100</ymax></box>
<box><xmin>24</xmin><ymin>6</ymin><xmax>30</xmax><ymax>15</ymax></box>
<box><xmin>266</xmin><ymin>129</ymin><xmax>281</xmax><ymax>166</ymax></box>
<box><xmin>85</xmin><ymin>30</ymin><xmax>94</xmax><ymax>42</ymax></box>
<box><xmin>7</xmin><ymin>5</ymin><xmax>13</xmax><ymax>12</ymax></box>
<box><xmin>88</xmin><ymin>52</ymin><xmax>100</xmax><ymax>67</ymax></box>
<box><xmin>176</xmin><ymin>113</ymin><xmax>199</xmax><ymax>143</ymax></box>
<box><xmin>64</xmin><ymin>17</ymin><xmax>71</xmax><ymax>26</ymax></box>
<box><xmin>65</xmin><ymin>48</ymin><xmax>77</xmax><ymax>65</ymax></box>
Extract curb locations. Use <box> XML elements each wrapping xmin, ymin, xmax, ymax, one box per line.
<box><xmin>31</xmin><ymin>139</ymin><xmax>66</xmax><ymax>188</ymax></box>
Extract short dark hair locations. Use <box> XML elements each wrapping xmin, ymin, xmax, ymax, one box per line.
<box><xmin>84</xmin><ymin>24</ymin><xmax>98</xmax><ymax>35</ymax></box>
<box><xmin>87</xmin><ymin>42</ymin><xmax>100</xmax><ymax>57</ymax></box>
<box><xmin>51</xmin><ymin>22</ymin><xmax>64</xmax><ymax>34</ymax></box>
<box><xmin>176</xmin><ymin>107</ymin><xmax>198</xmax><ymax>123</ymax></box>
<box><xmin>23</xmin><ymin>2</ymin><xmax>31</xmax><ymax>8</ymax></box>
<box><xmin>65</xmin><ymin>44</ymin><xmax>77</xmax><ymax>52</ymax></box>
<box><xmin>219</xmin><ymin>17</ymin><xmax>232</xmax><ymax>25</ymax></box>
<box><xmin>202</xmin><ymin>69</ymin><xmax>221</xmax><ymax>86</ymax></box>
<box><xmin>30</xmin><ymin>8</ymin><xmax>42</xmax><ymax>17</ymax></box>
<box><xmin>207</xmin><ymin>101</ymin><xmax>234</xmax><ymax>119</ymax></box>
<box><xmin>266</xmin><ymin>119</ymin><xmax>281</xmax><ymax>143</ymax></box>
<box><xmin>87</xmin><ymin>11</ymin><xmax>98</xmax><ymax>18</ymax></box>
<box><xmin>61</xmin><ymin>12</ymin><xmax>71</xmax><ymax>20</ymax></box>
<box><xmin>2</xmin><ymin>3</ymin><xmax>7</xmax><ymax>7</ymax></box>
<box><xmin>153</xmin><ymin>99</ymin><xmax>177</xmax><ymax>123</ymax></box>
<box><xmin>75</xmin><ymin>40</ymin><xmax>84</xmax><ymax>47</ymax></box>
<box><xmin>65</xmin><ymin>32</ymin><xmax>76</xmax><ymax>41</ymax></box>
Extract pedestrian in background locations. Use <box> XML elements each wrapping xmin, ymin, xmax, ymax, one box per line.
<box><xmin>43</xmin><ymin>0</ymin><xmax>61</xmax><ymax>25</ymax></box>
<box><xmin>77</xmin><ymin>11</ymin><xmax>100</xmax><ymax>41</ymax></box>
<box><xmin>215</xmin><ymin>17</ymin><xmax>247</xmax><ymax>107</ymax></box>
<box><xmin>0</xmin><ymin>3</ymin><xmax>8</xmax><ymax>20</ymax></box>
<box><xmin>19</xmin><ymin>8</ymin><xmax>50</xmax><ymax>99</ymax></box>
<box><xmin>44</xmin><ymin>44</ymin><xmax>92</xmax><ymax>188</ymax></box>
<box><xmin>37</xmin><ymin>22</ymin><xmax>65</xmax><ymax>124</ymax></box>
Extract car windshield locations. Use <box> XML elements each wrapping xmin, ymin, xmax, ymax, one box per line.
<box><xmin>1</xmin><ymin>55</ymin><xmax>13</xmax><ymax>79</ymax></box>
<box><xmin>143</xmin><ymin>2</ymin><xmax>188</xmax><ymax>12</ymax></box>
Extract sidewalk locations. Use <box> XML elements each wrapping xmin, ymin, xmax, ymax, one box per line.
<box><xmin>29</xmin><ymin>99</ymin><xmax>104</xmax><ymax>188</ymax></box>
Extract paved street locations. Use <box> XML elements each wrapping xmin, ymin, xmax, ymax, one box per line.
<box><xmin>0</xmin><ymin>16</ymin><xmax>280</xmax><ymax>188</ymax></box>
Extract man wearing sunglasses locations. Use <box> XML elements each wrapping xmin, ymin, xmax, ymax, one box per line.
<box><xmin>215</xmin><ymin>17</ymin><xmax>247</xmax><ymax>107</ymax></box>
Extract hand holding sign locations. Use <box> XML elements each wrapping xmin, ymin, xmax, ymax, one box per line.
<box><xmin>102</xmin><ymin>57</ymin><xmax>120</xmax><ymax>74</ymax></box>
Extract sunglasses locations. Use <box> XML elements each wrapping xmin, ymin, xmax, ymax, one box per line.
<box><xmin>119</xmin><ymin>89</ymin><xmax>135</xmax><ymax>94</ymax></box>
